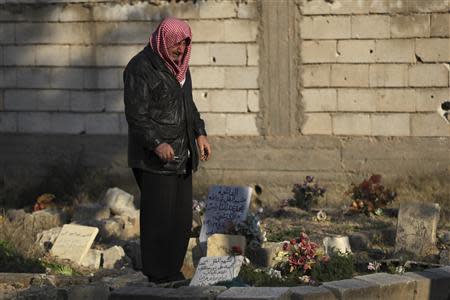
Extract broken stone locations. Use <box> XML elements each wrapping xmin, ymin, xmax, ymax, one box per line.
<box><xmin>98</xmin><ymin>215</ymin><xmax>140</xmax><ymax>241</ymax></box>
<box><xmin>50</xmin><ymin>224</ymin><xmax>99</xmax><ymax>265</ymax></box>
<box><xmin>35</xmin><ymin>227</ymin><xmax>62</xmax><ymax>252</ymax></box>
<box><xmin>72</xmin><ymin>203</ymin><xmax>110</xmax><ymax>224</ymax></box>
<box><xmin>102</xmin><ymin>246</ymin><xmax>131</xmax><ymax>269</ymax></box>
<box><xmin>80</xmin><ymin>249</ymin><xmax>102</xmax><ymax>269</ymax></box>
<box><xmin>395</xmin><ymin>202</ymin><xmax>440</xmax><ymax>258</ymax></box>
<box><xmin>103</xmin><ymin>187</ymin><xmax>137</xmax><ymax>217</ymax></box>
<box><xmin>207</xmin><ymin>234</ymin><xmax>246</xmax><ymax>257</ymax></box>
<box><xmin>100</xmin><ymin>270</ymin><xmax>148</xmax><ymax>289</ymax></box>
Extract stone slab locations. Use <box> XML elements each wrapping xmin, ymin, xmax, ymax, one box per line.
<box><xmin>50</xmin><ymin>224</ymin><xmax>98</xmax><ymax>265</ymax></box>
<box><xmin>290</xmin><ymin>286</ymin><xmax>337</xmax><ymax>300</ymax></box>
<box><xmin>109</xmin><ymin>286</ymin><xmax>226</xmax><ymax>300</ymax></box>
<box><xmin>217</xmin><ymin>287</ymin><xmax>291</xmax><ymax>300</ymax></box>
<box><xmin>190</xmin><ymin>256</ymin><xmax>244</xmax><ymax>287</ymax></box>
<box><xmin>322</xmin><ymin>278</ymin><xmax>379</xmax><ymax>300</ymax></box>
<box><xmin>395</xmin><ymin>202</ymin><xmax>440</xmax><ymax>257</ymax></box>
<box><xmin>200</xmin><ymin>185</ymin><xmax>252</xmax><ymax>244</ymax></box>
<box><xmin>207</xmin><ymin>234</ymin><xmax>246</xmax><ymax>257</ymax></box>
<box><xmin>404</xmin><ymin>269</ymin><xmax>450</xmax><ymax>300</ymax></box>
<box><xmin>80</xmin><ymin>249</ymin><xmax>102</xmax><ymax>269</ymax></box>
<box><xmin>354</xmin><ymin>272</ymin><xmax>415</xmax><ymax>299</ymax></box>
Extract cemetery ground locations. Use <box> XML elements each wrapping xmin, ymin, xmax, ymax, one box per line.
<box><xmin>0</xmin><ymin>159</ymin><xmax>449</xmax><ymax>299</ymax></box>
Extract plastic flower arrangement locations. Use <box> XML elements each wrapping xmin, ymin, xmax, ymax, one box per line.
<box><xmin>192</xmin><ymin>198</ymin><xmax>206</xmax><ymax>215</ymax></box>
<box><xmin>226</xmin><ymin>212</ymin><xmax>267</xmax><ymax>250</ymax></box>
<box><xmin>283</xmin><ymin>176</ymin><xmax>326</xmax><ymax>211</ymax></box>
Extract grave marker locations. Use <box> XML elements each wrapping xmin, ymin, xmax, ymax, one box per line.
<box><xmin>199</xmin><ymin>185</ymin><xmax>252</xmax><ymax>244</ymax></box>
<box><xmin>50</xmin><ymin>224</ymin><xmax>99</xmax><ymax>265</ymax></box>
<box><xmin>189</xmin><ymin>255</ymin><xmax>244</xmax><ymax>286</ymax></box>
<box><xmin>395</xmin><ymin>202</ymin><xmax>440</xmax><ymax>257</ymax></box>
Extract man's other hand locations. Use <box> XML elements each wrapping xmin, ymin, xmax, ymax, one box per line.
<box><xmin>154</xmin><ymin>143</ymin><xmax>174</xmax><ymax>162</ymax></box>
<box><xmin>197</xmin><ymin>135</ymin><xmax>211</xmax><ymax>161</ymax></box>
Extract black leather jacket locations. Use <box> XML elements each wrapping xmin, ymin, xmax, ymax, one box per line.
<box><xmin>123</xmin><ymin>45</ymin><xmax>207</xmax><ymax>174</ymax></box>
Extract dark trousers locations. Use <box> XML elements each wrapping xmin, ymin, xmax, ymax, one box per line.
<box><xmin>132</xmin><ymin>168</ymin><xmax>193</xmax><ymax>282</ymax></box>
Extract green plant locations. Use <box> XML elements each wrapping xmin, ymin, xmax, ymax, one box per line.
<box><xmin>283</xmin><ymin>176</ymin><xmax>326</xmax><ymax>211</ymax></box>
<box><xmin>42</xmin><ymin>261</ymin><xmax>79</xmax><ymax>276</ymax></box>
<box><xmin>311</xmin><ymin>251</ymin><xmax>354</xmax><ymax>282</ymax></box>
<box><xmin>347</xmin><ymin>174</ymin><xmax>397</xmax><ymax>215</ymax></box>
<box><xmin>0</xmin><ymin>240</ymin><xmax>45</xmax><ymax>273</ymax></box>
<box><xmin>237</xmin><ymin>264</ymin><xmax>300</xmax><ymax>287</ymax></box>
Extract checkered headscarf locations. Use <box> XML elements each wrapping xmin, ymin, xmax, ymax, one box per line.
<box><xmin>150</xmin><ymin>17</ymin><xmax>192</xmax><ymax>83</ymax></box>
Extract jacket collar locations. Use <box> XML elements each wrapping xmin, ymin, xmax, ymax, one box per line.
<box><xmin>143</xmin><ymin>44</ymin><xmax>182</xmax><ymax>88</ymax></box>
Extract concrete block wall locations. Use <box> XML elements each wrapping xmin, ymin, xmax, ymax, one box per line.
<box><xmin>299</xmin><ymin>0</ymin><xmax>450</xmax><ymax>137</ymax></box>
<box><xmin>0</xmin><ymin>0</ymin><xmax>259</xmax><ymax>136</ymax></box>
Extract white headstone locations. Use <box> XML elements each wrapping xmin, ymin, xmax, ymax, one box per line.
<box><xmin>50</xmin><ymin>224</ymin><xmax>98</xmax><ymax>265</ymax></box>
<box><xmin>189</xmin><ymin>255</ymin><xmax>244</xmax><ymax>286</ymax></box>
<box><xmin>323</xmin><ymin>235</ymin><xmax>352</xmax><ymax>254</ymax></box>
<box><xmin>199</xmin><ymin>185</ymin><xmax>252</xmax><ymax>244</ymax></box>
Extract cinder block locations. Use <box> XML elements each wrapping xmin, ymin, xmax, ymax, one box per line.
<box><xmin>104</xmin><ymin>90</ymin><xmax>124</xmax><ymax>112</ymax></box>
<box><xmin>290</xmin><ymin>285</ymin><xmax>337</xmax><ymax>300</ymax></box>
<box><xmin>369</xmin><ymin>64</ymin><xmax>408</xmax><ymax>87</ymax></box>
<box><xmin>411</xmin><ymin>113</ymin><xmax>450</xmax><ymax>136</ymax></box>
<box><xmin>119</xmin><ymin>113</ymin><xmax>127</xmax><ymax>135</ymax></box>
<box><xmin>85</xmin><ymin>113</ymin><xmax>120</xmax><ymax>134</ymax></box>
<box><xmin>300</xmin><ymin>0</ymin><xmax>331</xmax><ymax>15</ymax></box>
<box><xmin>351</xmin><ymin>15</ymin><xmax>390</xmax><ymax>38</ymax></box>
<box><xmin>332</xmin><ymin>113</ymin><xmax>371</xmax><ymax>135</ymax></box>
<box><xmin>36</xmin><ymin>90</ymin><xmax>70</xmax><ymax>111</ymax></box>
<box><xmin>337</xmin><ymin>89</ymin><xmax>376</xmax><ymax>112</ymax></box>
<box><xmin>300</xmin><ymin>16</ymin><xmax>351</xmax><ymax>39</ymax></box>
<box><xmin>302</xmin><ymin>64</ymin><xmax>331</xmax><ymax>87</ymax></box>
<box><xmin>192</xmin><ymin>90</ymin><xmax>210</xmax><ymax>112</ymax></box>
<box><xmin>0</xmin><ymin>112</ymin><xmax>17</xmax><ymax>132</ymax></box>
<box><xmin>409</xmin><ymin>64</ymin><xmax>448</xmax><ymax>87</ymax></box>
<box><xmin>0</xmin><ymin>68</ymin><xmax>16</xmax><ymax>88</ymax></box>
<box><xmin>247</xmin><ymin>44</ymin><xmax>259</xmax><ymax>66</ymax></box>
<box><xmin>301</xmin><ymin>113</ymin><xmax>332</xmax><ymax>135</ymax></box>
<box><xmin>84</xmin><ymin>68</ymin><xmax>122</xmax><ymax>89</ymax></box>
<box><xmin>190</xmin><ymin>44</ymin><xmax>210</xmax><ymax>66</ymax></box>
<box><xmin>15</xmin><ymin>23</ymin><xmax>92</xmax><ymax>44</ymax></box>
<box><xmin>70</xmin><ymin>91</ymin><xmax>105</xmax><ymax>112</ymax></box>
<box><xmin>237</xmin><ymin>2</ymin><xmax>258</xmax><ymax>19</ymax></box>
<box><xmin>301</xmin><ymin>40</ymin><xmax>337</xmax><ymax>63</ymax></box>
<box><xmin>50</xmin><ymin>68</ymin><xmax>84</xmax><ymax>89</ymax></box>
<box><xmin>302</xmin><ymin>88</ymin><xmax>337</xmax><ymax>112</ymax></box>
<box><xmin>95</xmin><ymin>45</ymin><xmax>142</xmax><ymax>66</ymax></box>
<box><xmin>190</xmin><ymin>21</ymin><xmax>225</xmax><ymax>42</ymax></box>
<box><xmin>225</xmin><ymin>67</ymin><xmax>258</xmax><ymax>89</ymax></box>
<box><xmin>376</xmin><ymin>89</ymin><xmax>416</xmax><ymax>112</ymax></box>
<box><xmin>322</xmin><ymin>279</ymin><xmax>379</xmax><ymax>300</ymax></box>
<box><xmin>337</xmin><ymin>40</ymin><xmax>376</xmax><ymax>63</ymax></box>
<box><xmin>368</xmin><ymin>0</ymin><xmax>389</xmax><ymax>13</ymax></box>
<box><xmin>70</xmin><ymin>46</ymin><xmax>96</xmax><ymax>66</ymax></box>
<box><xmin>59</xmin><ymin>4</ymin><xmax>91</xmax><ymax>21</ymax></box>
<box><xmin>391</xmin><ymin>15</ymin><xmax>430</xmax><ymax>38</ymax></box>
<box><xmin>209</xmin><ymin>90</ymin><xmax>247</xmax><ymax>112</ymax></box>
<box><xmin>431</xmin><ymin>14</ymin><xmax>450</xmax><ymax>37</ymax></box>
<box><xmin>199</xmin><ymin>1</ymin><xmax>237</xmax><ymax>19</ymax></box>
<box><xmin>375</xmin><ymin>39</ymin><xmax>415</xmax><ymax>63</ymax></box>
<box><xmin>331</xmin><ymin>64</ymin><xmax>369</xmax><ymax>87</ymax></box>
<box><xmin>355</xmin><ymin>273</ymin><xmax>415</xmax><ymax>299</ymax></box>
<box><xmin>329</xmin><ymin>0</ymin><xmax>370</xmax><ymax>14</ymax></box>
<box><xmin>92</xmin><ymin>2</ymin><xmax>161</xmax><ymax>21</ymax></box>
<box><xmin>50</xmin><ymin>113</ymin><xmax>85</xmax><ymax>134</ymax></box>
<box><xmin>16</xmin><ymin>68</ymin><xmax>51</xmax><ymax>88</ymax></box>
<box><xmin>36</xmin><ymin>45</ymin><xmax>70</xmax><ymax>66</ymax></box>
<box><xmin>95</xmin><ymin>22</ymin><xmax>154</xmax><ymax>44</ymax></box>
<box><xmin>210</xmin><ymin>44</ymin><xmax>247</xmax><ymax>66</ymax></box>
<box><xmin>226</xmin><ymin>113</ymin><xmax>259</xmax><ymax>135</ymax></box>
<box><xmin>224</xmin><ymin>20</ymin><xmax>258</xmax><ymax>42</ymax></box>
<box><xmin>201</xmin><ymin>113</ymin><xmax>227</xmax><ymax>135</ymax></box>
<box><xmin>18</xmin><ymin>112</ymin><xmax>51</xmax><ymax>133</ymax></box>
<box><xmin>416</xmin><ymin>38</ymin><xmax>450</xmax><ymax>62</ymax></box>
<box><xmin>190</xmin><ymin>67</ymin><xmax>225</xmax><ymax>88</ymax></box>
<box><xmin>247</xmin><ymin>90</ymin><xmax>259</xmax><ymax>112</ymax></box>
<box><xmin>371</xmin><ymin>113</ymin><xmax>410</xmax><ymax>136</ymax></box>
<box><xmin>4</xmin><ymin>46</ymin><xmax>35</xmax><ymax>66</ymax></box>
<box><xmin>4</xmin><ymin>90</ymin><xmax>37</xmax><ymax>111</ymax></box>
<box><xmin>415</xmin><ymin>88</ymin><xmax>450</xmax><ymax>112</ymax></box>
<box><xmin>217</xmin><ymin>287</ymin><xmax>291</xmax><ymax>300</ymax></box>
<box><xmin>404</xmin><ymin>271</ymin><xmax>450</xmax><ymax>300</ymax></box>
<box><xmin>0</xmin><ymin>23</ymin><xmax>14</xmax><ymax>43</ymax></box>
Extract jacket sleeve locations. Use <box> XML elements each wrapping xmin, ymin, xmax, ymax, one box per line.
<box><xmin>123</xmin><ymin>66</ymin><xmax>162</xmax><ymax>151</ymax></box>
<box><xmin>186</xmin><ymin>70</ymin><xmax>207</xmax><ymax>137</ymax></box>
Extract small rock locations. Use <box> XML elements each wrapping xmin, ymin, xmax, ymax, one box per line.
<box><xmin>72</xmin><ymin>203</ymin><xmax>110</xmax><ymax>224</ymax></box>
<box><xmin>103</xmin><ymin>187</ymin><xmax>136</xmax><ymax>217</ymax></box>
<box><xmin>99</xmin><ymin>219</ymin><xmax>122</xmax><ymax>241</ymax></box>
<box><xmin>102</xmin><ymin>246</ymin><xmax>131</xmax><ymax>269</ymax></box>
<box><xmin>35</xmin><ymin>227</ymin><xmax>62</xmax><ymax>252</ymax></box>
<box><xmin>80</xmin><ymin>249</ymin><xmax>102</xmax><ymax>269</ymax></box>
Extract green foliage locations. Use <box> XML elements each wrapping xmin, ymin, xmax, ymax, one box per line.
<box><xmin>0</xmin><ymin>240</ymin><xmax>45</xmax><ymax>273</ymax></box>
<box><xmin>237</xmin><ymin>264</ymin><xmax>301</xmax><ymax>287</ymax></box>
<box><xmin>266</xmin><ymin>226</ymin><xmax>304</xmax><ymax>242</ymax></box>
<box><xmin>42</xmin><ymin>261</ymin><xmax>79</xmax><ymax>276</ymax></box>
<box><xmin>311</xmin><ymin>251</ymin><xmax>354</xmax><ymax>283</ymax></box>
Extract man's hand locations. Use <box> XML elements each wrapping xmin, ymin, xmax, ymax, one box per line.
<box><xmin>154</xmin><ymin>143</ymin><xmax>174</xmax><ymax>162</ymax></box>
<box><xmin>197</xmin><ymin>135</ymin><xmax>211</xmax><ymax>161</ymax></box>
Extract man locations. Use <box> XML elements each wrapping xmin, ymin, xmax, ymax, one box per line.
<box><xmin>123</xmin><ymin>17</ymin><xmax>211</xmax><ymax>283</ymax></box>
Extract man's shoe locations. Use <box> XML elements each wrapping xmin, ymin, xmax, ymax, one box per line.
<box><xmin>437</xmin><ymin>101</ymin><xmax>450</xmax><ymax>124</ymax></box>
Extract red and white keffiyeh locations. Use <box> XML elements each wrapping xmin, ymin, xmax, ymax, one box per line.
<box><xmin>150</xmin><ymin>17</ymin><xmax>192</xmax><ymax>83</ymax></box>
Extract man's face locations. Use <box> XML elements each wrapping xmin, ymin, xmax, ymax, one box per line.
<box><xmin>168</xmin><ymin>39</ymin><xmax>187</xmax><ymax>64</ymax></box>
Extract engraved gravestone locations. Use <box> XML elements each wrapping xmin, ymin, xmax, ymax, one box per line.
<box><xmin>50</xmin><ymin>224</ymin><xmax>99</xmax><ymax>265</ymax></box>
<box><xmin>395</xmin><ymin>202</ymin><xmax>440</xmax><ymax>257</ymax></box>
<box><xmin>199</xmin><ymin>185</ymin><xmax>252</xmax><ymax>245</ymax></box>
<box><xmin>189</xmin><ymin>255</ymin><xmax>244</xmax><ymax>286</ymax></box>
